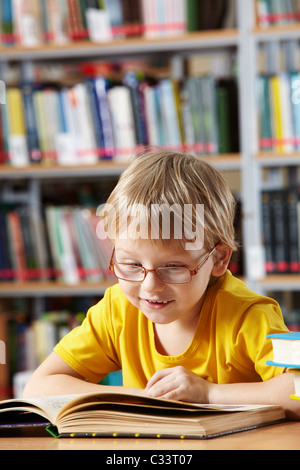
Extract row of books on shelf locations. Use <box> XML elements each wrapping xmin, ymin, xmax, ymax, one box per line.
<box><xmin>0</xmin><ymin>72</ymin><xmax>239</xmax><ymax>166</ymax></box>
<box><xmin>0</xmin><ymin>307</ymin><xmax>122</xmax><ymax>398</ymax></box>
<box><xmin>0</xmin><ymin>202</ymin><xmax>243</xmax><ymax>284</ymax></box>
<box><xmin>256</xmin><ymin>0</ymin><xmax>300</xmax><ymax>27</ymax></box>
<box><xmin>0</xmin><ymin>0</ymin><xmax>235</xmax><ymax>47</ymax></box>
<box><xmin>0</xmin><ymin>309</ymin><xmax>77</xmax><ymax>398</ymax></box>
<box><xmin>0</xmin><ymin>205</ymin><xmax>114</xmax><ymax>284</ymax></box>
<box><xmin>257</xmin><ymin>72</ymin><xmax>300</xmax><ymax>153</ymax></box>
<box><xmin>261</xmin><ymin>187</ymin><xmax>300</xmax><ymax>274</ymax></box>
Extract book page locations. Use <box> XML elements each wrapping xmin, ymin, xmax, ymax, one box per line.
<box><xmin>0</xmin><ymin>394</ymin><xmax>82</xmax><ymax>423</ymax></box>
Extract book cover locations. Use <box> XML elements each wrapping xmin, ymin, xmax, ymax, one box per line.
<box><xmin>267</xmin><ymin>332</ymin><xmax>300</xmax><ymax>369</ymax></box>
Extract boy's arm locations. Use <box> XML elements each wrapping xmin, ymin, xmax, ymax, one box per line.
<box><xmin>22</xmin><ymin>351</ymin><xmax>140</xmax><ymax>398</ymax></box>
<box><xmin>23</xmin><ymin>351</ymin><xmax>109</xmax><ymax>398</ymax></box>
<box><xmin>209</xmin><ymin>372</ymin><xmax>300</xmax><ymax>420</ymax></box>
<box><xmin>145</xmin><ymin>366</ymin><xmax>300</xmax><ymax>420</ymax></box>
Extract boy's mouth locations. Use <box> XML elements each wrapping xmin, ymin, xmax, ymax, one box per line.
<box><xmin>142</xmin><ymin>299</ymin><xmax>174</xmax><ymax>308</ymax></box>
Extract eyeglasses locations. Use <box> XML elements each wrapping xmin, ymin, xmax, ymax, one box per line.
<box><xmin>109</xmin><ymin>242</ymin><xmax>221</xmax><ymax>284</ymax></box>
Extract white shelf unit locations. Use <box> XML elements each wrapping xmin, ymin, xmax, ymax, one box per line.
<box><xmin>0</xmin><ymin>2</ymin><xmax>245</xmax><ymax>299</ymax></box>
<box><xmin>1</xmin><ymin>0</ymin><xmax>299</xmax><ymax>298</ymax></box>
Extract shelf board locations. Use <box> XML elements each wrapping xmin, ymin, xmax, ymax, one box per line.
<box><xmin>0</xmin><ymin>161</ymin><xmax>129</xmax><ymax>180</ymax></box>
<box><xmin>0</xmin><ymin>30</ymin><xmax>238</xmax><ymax>61</ymax></box>
<box><xmin>0</xmin><ymin>280</ymin><xmax>116</xmax><ymax>297</ymax></box>
<box><xmin>0</xmin><ymin>154</ymin><xmax>242</xmax><ymax>180</ymax></box>
<box><xmin>255</xmin><ymin>152</ymin><xmax>300</xmax><ymax>167</ymax></box>
<box><xmin>259</xmin><ymin>275</ymin><xmax>300</xmax><ymax>291</ymax></box>
<box><xmin>253</xmin><ymin>24</ymin><xmax>300</xmax><ymax>42</ymax></box>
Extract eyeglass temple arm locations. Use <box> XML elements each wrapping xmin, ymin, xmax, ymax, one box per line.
<box><xmin>109</xmin><ymin>247</ymin><xmax>115</xmax><ymax>271</ymax></box>
<box><xmin>190</xmin><ymin>241</ymin><xmax>222</xmax><ymax>275</ymax></box>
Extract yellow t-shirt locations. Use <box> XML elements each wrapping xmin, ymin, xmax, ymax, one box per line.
<box><xmin>54</xmin><ymin>271</ymin><xmax>289</xmax><ymax>388</ymax></box>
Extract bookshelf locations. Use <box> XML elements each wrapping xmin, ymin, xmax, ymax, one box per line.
<box><xmin>0</xmin><ymin>154</ymin><xmax>242</xmax><ymax>179</ymax></box>
<box><xmin>0</xmin><ymin>30</ymin><xmax>239</xmax><ymax>61</ymax></box>
<box><xmin>0</xmin><ymin>2</ymin><xmax>254</xmax><ymax>284</ymax></box>
<box><xmin>1</xmin><ymin>0</ymin><xmax>300</xmax><ymax>394</ymax></box>
<box><xmin>0</xmin><ymin>280</ymin><xmax>115</xmax><ymax>297</ymax></box>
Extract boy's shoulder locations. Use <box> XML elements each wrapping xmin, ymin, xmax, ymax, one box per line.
<box><xmin>211</xmin><ymin>270</ymin><xmax>278</xmax><ymax>309</ymax></box>
<box><xmin>102</xmin><ymin>282</ymin><xmax>138</xmax><ymax>312</ymax></box>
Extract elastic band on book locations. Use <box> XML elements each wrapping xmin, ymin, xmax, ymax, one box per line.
<box><xmin>46</xmin><ymin>425</ymin><xmax>61</xmax><ymax>439</ymax></box>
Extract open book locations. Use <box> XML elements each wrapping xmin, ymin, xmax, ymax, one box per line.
<box><xmin>0</xmin><ymin>390</ymin><xmax>285</xmax><ymax>439</ymax></box>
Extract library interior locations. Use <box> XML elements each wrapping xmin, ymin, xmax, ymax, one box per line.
<box><xmin>1</xmin><ymin>0</ymin><xmax>300</xmax><ymax>451</ymax></box>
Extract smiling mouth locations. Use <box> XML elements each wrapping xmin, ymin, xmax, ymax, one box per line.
<box><xmin>142</xmin><ymin>299</ymin><xmax>174</xmax><ymax>307</ymax></box>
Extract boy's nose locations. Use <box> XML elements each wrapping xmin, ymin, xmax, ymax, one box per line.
<box><xmin>141</xmin><ymin>271</ymin><xmax>165</xmax><ymax>292</ymax></box>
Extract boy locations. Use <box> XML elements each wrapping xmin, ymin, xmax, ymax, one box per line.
<box><xmin>23</xmin><ymin>150</ymin><xmax>300</xmax><ymax>419</ymax></box>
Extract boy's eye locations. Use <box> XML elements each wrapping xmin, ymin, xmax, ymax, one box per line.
<box><xmin>165</xmin><ymin>264</ymin><xmax>186</xmax><ymax>268</ymax></box>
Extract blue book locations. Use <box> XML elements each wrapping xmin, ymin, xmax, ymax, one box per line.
<box><xmin>85</xmin><ymin>78</ymin><xmax>105</xmax><ymax>160</ymax></box>
<box><xmin>1</xmin><ymin>0</ymin><xmax>14</xmax><ymax>45</ymax></box>
<box><xmin>21</xmin><ymin>83</ymin><xmax>42</xmax><ymax>163</ymax></box>
<box><xmin>267</xmin><ymin>332</ymin><xmax>300</xmax><ymax>369</ymax></box>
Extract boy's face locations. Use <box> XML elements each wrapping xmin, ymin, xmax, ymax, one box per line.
<box><xmin>114</xmin><ymin>238</ymin><xmax>216</xmax><ymax>327</ymax></box>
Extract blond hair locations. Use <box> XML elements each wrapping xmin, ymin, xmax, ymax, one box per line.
<box><xmin>99</xmin><ymin>149</ymin><xmax>237</xmax><ymax>252</ymax></box>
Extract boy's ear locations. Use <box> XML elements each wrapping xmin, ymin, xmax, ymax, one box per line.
<box><xmin>211</xmin><ymin>244</ymin><xmax>232</xmax><ymax>277</ymax></box>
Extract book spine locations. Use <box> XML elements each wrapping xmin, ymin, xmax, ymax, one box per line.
<box><xmin>261</xmin><ymin>190</ymin><xmax>276</xmax><ymax>274</ymax></box>
<box><xmin>6</xmin><ymin>88</ymin><xmax>29</xmax><ymax>166</ymax></box>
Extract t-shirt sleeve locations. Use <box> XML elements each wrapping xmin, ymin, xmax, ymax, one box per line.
<box><xmin>231</xmin><ymin>300</ymin><xmax>290</xmax><ymax>381</ymax></box>
<box><xmin>54</xmin><ymin>287</ymin><xmax>121</xmax><ymax>383</ymax></box>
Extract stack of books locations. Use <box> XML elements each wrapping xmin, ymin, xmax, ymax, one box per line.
<box><xmin>267</xmin><ymin>332</ymin><xmax>300</xmax><ymax>401</ymax></box>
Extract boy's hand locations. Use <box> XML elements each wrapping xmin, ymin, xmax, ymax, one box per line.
<box><xmin>145</xmin><ymin>366</ymin><xmax>212</xmax><ymax>403</ymax></box>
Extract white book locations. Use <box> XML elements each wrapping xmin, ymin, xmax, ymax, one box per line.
<box><xmin>107</xmin><ymin>86</ymin><xmax>136</xmax><ymax>161</ymax></box>
<box><xmin>57</xmin><ymin>207</ymin><xmax>80</xmax><ymax>285</ymax></box>
<box><xmin>48</xmin><ymin>0</ymin><xmax>70</xmax><ymax>44</ymax></box>
<box><xmin>86</xmin><ymin>6</ymin><xmax>112</xmax><ymax>42</ymax></box>
<box><xmin>56</xmin><ymin>88</ymin><xmax>78</xmax><ymax>165</ymax></box>
<box><xmin>141</xmin><ymin>0</ymin><xmax>158</xmax><ymax>38</ymax></box>
<box><xmin>279</xmin><ymin>73</ymin><xmax>294</xmax><ymax>153</ymax></box>
<box><xmin>73</xmin><ymin>83</ymin><xmax>98</xmax><ymax>164</ymax></box>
